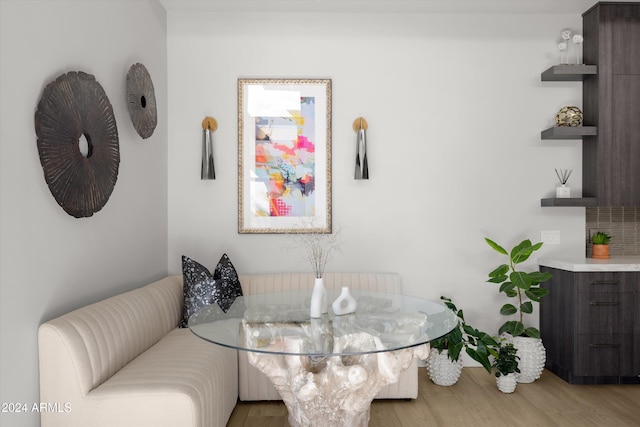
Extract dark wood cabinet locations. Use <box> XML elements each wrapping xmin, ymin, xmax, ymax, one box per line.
<box><xmin>540</xmin><ymin>267</ymin><xmax>640</xmax><ymax>384</ymax></box>
<box><xmin>582</xmin><ymin>2</ymin><xmax>640</xmax><ymax>206</ymax></box>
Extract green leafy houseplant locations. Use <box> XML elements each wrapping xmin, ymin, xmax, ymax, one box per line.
<box><xmin>485</xmin><ymin>238</ymin><xmax>553</xmax><ymax>338</ymax></box>
<box><xmin>432</xmin><ymin>296</ymin><xmax>499</xmax><ymax>373</ymax></box>
<box><xmin>591</xmin><ymin>231</ymin><xmax>611</xmax><ymax>245</ymax></box>
<box><xmin>493</xmin><ymin>342</ymin><xmax>520</xmax><ymax>378</ymax></box>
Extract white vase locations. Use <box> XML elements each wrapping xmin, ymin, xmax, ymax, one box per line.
<box><xmin>426</xmin><ymin>349</ymin><xmax>463</xmax><ymax>386</ymax></box>
<box><xmin>332</xmin><ymin>286</ymin><xmax>357</xmax><ymax>315</ymax></box>
<box><xmin>509</xmin><ymin>336</ymin><xmax>546</xmax><ymax>383</ymax></box>
<box><xmin>496</xmin><ymin>373</ymin><xmax>517</xmax><ymax>393</ymax></box>
<box><xmin>310</xmin><ymin>277</ymin><xmax>327</xmax><ymax>318</ymax></box>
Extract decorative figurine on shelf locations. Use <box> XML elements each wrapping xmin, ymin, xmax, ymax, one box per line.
<box><xmin>560</xmin><ymin>29</ymin><xmax>571</xmax><ymax>64</ymax></box>
<box><xmin>558</xmin><ymin>42</ymin><xmax>568</xmax><ymax>65</ymax></box>
<box><xmin>555</xmin><ymin>106</ymin><xmax>583</xmax><ymax>127</ymax></box>
<box><xmin>572</xmin><ymin>34</ymin><xmax>584</xmax><ymax>64</ymax></box>
<box><xmin>555</xmin><ymin>168</ymin><xmax>572</xmax><ymax>198</ymax></box>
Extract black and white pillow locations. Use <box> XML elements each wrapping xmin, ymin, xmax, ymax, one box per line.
<box><xmin>180</xmin><ymin>254</ymin><xmax>243</xmax><ymax>328</ymax></box>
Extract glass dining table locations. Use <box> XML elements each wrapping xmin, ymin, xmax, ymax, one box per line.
<box><xmin>189</xmin><ymin>289</ymin><xmax>457</xmax><ymax>427</ymax></box>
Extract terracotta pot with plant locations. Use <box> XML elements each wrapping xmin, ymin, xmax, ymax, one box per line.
<box><xmin>485</xmin><ymin>237</ymin><xmax>552</xmax><ymax>383</ymax></box>
<box><xmin>591</xmin><ymin>231</ymin><xmax>611</xmax><ymax>259</ymax></box>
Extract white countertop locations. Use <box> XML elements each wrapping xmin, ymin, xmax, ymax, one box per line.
<box><xmin>539</xmin><ymin>257</ymin><xmax>640</xmax><ymax>272</ymax></box>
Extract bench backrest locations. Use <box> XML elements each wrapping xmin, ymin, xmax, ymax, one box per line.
<box><xmin>38</xmin><ymin>276</ymin><xmax>183</xmax><ymax>398</ymax></box>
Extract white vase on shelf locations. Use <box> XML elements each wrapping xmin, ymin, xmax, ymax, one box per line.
<box><xmin>332</xmin><ymin>286</ymin><xmax>357</xmax><ymax>315</ymax></box>
<box><xmin>310</xmin><ymin>277</ymin><xmax>327</xmax><ymax>318</ymax></box>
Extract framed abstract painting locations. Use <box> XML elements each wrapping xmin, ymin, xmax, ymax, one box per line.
<box><xmin>238</xmin><ymin>78</ymin><xmax>332</xmax><ymax>234</ymax></box>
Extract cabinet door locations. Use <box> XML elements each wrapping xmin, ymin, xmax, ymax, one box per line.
<box><xmin>576</xmin><ymin>292</ymin><xmax>634</xmax><ymax>334</ymax></box>
<box><xmin>635</xmin><ymin>286</ymin><xmax>640</xmax><ymax>376</ymax></box>
<box><xmin>575</xmin><ymin>334</ymin><xmax>635</xmax><ymax>376</ymax></box>
<box><xmin>582</xmin><ymin>3</ymin><xmax>640</xmax><ymax>206</ymax></box>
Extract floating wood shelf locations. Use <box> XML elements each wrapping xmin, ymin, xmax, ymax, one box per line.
<box><xmin>541</xmin><ymin>126</ymin><xmax>597</xmax><ymax>140</ymax></box>
<box><xmin>540</xmin><ymin>197</ymin><xmax>597</xmax><ymax>207</ymax></box>
<box><xmin>541</xmin><ymin>64</ymin><xmax>598</xmax><ymax>81</ymax></box>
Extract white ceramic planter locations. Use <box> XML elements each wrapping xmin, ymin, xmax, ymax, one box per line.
<box><xmin>496</xmin><ymin>373</ymin><xmax>517</xmax><ymax>393</ymax></box>
<box><xmin>510</xmin><ymin>336</ymin><xmax>546</xmax><ymax>383</ymax></box>
<box><xmin>426</xmin><ymin>349</ymin><xmax>463</xmax><ymax>386</ymax></box>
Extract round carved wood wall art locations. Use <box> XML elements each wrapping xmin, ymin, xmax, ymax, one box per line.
<box><xmin>126</xmin><ymin>63</ymin><xmax>157</xmax><ymax>139</ymax></box>
<box><xmin>35</xmin><ymin>71</ymin><xmax>120</xmax><ymax>218</ymax></box>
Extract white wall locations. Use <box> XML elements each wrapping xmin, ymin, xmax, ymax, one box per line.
<box><xmin>0</xmin><ymin>1</ymin><xmax>167</xmax><ymax>426</ymax></box>
<box><xmin>167</xmin><ymin>10</ymin><xmax>587</xmax><ymax>355</ymax></box>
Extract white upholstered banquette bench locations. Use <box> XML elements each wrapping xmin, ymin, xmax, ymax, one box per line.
<box><xmin>38</xmin><ymin>272</ymin><xmax>418</xmax><ymax>427</ymax></box>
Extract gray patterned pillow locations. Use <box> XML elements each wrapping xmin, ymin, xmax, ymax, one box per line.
<box><xmin>180</xmin><ymin>254</ymin><xmax>243</xmax><ymax>328</ymax></box>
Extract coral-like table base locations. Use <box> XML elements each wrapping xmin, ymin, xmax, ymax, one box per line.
<box><xmin>247</xmin><ymin>332</ymin><xmax>430</xmax><ymax>427</ymax></box>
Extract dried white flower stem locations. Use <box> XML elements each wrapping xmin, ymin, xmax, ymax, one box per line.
<box><xmin>287</xmin><ymin>220</ymin><xmax>342</xmax><ymax>278</ymax></box>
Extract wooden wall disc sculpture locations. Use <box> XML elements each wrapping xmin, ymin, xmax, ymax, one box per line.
<box><xmin>35</xmin><ymin>71</ymin><xmax>120</xmax><ymax>218</ymax></box>
<box><xmin>126</xmin><ymin>63</ymin><xmax>157</xmax><ymax>139</ymax></box>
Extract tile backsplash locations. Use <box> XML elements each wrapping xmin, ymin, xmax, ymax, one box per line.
<box><xmin>585</xmin><ymin>207</ymin><xmax>640</xmax><ymax>256</ymax></box>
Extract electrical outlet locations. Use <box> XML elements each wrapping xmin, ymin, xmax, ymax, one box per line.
<box><xmin>541</xmin><ymin>230</ymin><xmax>561</xmax><ymax>245</ymax></box>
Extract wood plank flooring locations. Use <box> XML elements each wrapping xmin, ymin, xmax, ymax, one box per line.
<box><xmin>227</xmin><ymin>368</ymin><xmax>640</xmax><ymax>426</ymax></box>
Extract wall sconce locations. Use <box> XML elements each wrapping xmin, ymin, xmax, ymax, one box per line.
<box><xmin>353</xmin><ymin>117</ymin><xmax>369</xmax><ymax>179</ymax></box>
<box><xmin>201</xmin><ymin>116</ymin><xmax>217</xmax><ymax>180</ymax></box>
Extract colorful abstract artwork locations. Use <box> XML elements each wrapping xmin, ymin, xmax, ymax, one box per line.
<box><xmin>238</xmin><ymin>79</ymin><xmax>331</xmax><ymax>234</ymax></box>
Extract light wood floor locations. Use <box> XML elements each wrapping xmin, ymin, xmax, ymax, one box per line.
<box><xmin>227</xmin><ymin>368</ymin><xmax>640</xmax><ymax>426</ymax></box>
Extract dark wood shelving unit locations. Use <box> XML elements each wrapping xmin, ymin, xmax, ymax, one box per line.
<box><xmin>541</xmin><ymin>64</ymin><xmax>597</xmax><ymax>81</ymax></box>
<box><xmin>540</xmin><ymin>63</ymin><xmax>598</xmax><ymax>206</ymax></box>
<box><xmin>541</xmin><ymin>126</ymin><xmax>597</xmax><ymax>139</ymax></box>
<box><xmin>540</xmin><ymin>197</ymin><xmax>597</xmax><ymax>207</ymax></box>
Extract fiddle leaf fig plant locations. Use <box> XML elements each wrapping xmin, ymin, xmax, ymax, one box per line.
<box><xmin>485</xmin><ymin>238</ymin><xmax>553</xmax><ymax>339</ymax></box>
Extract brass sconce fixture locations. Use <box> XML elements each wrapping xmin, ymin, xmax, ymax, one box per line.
<box><xmin>201</xmin><ymin>116</ymin><xmax>217</xmax><ymax>180</ymax></box>
<box><xmin>353</xmin><ymin>117</ymin><xmax>369</xmax><ymax>179</ymax></box>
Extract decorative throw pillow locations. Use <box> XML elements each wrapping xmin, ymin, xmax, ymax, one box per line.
<box><xmin>180</xmin><ymin>254</ymin><xmax>243</xmax><ymax>328</ymax></box>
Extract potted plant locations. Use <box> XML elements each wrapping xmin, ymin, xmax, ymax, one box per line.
<box><xmin>493</xmin><ymin>342</ymin><xmax>520</xmax><ymax>393</ymax></box>
<box><xmin>591</xmin><ymin>231</ymin><xmax>611</xmax><ymax>259</ymax></box>
<box><xmin>427</xmin><ymin>297</ymin><xmax>465</xmax><ymax>385</ymax></box>
<box><xmin>427</xmin><ymin>296</ymin><xmax>498</xmax><ymax>385</ymax></box>
<box><xmin>485</xmin><ymin>237</ymin><xmax>552</xmax><ymax>383</ymax></box>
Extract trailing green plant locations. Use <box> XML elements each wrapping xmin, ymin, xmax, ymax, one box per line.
<box><xmin>432</xmin><ymin>296</ymin><xmax>499</xmax><ymax>373</ymax></box>
<box><xmin>493</xmin><ymin>342</ymin><xmax>520</xmax><ymax>378</ymax></box>
<box><xmin>591</xmin><ymin>231</ymin><xmax>611</xmax><ymax>245</ymax></box>
<box><xmin>430</xmin><ymin>296</ymin><xmax>465</xmax><ymax>362</ymax></box>
<box><xmin>485</xmin><ymin>238</ymin><xmax>553</xmax><ymax>339</ymax></box>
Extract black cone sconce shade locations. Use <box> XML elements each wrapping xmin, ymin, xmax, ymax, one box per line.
<box><xmin>353</xmin><ymin>117</ymin><xmax>369</xmax><ymax>179</ymax></box>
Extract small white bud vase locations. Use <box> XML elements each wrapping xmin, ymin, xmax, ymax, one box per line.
<box><xmin>331</xmin><ymin>286</ymin><xmax>357</xmax><ymax>315</ymax></box>
<box><xmin>310</xmin><ymin>277</ymin><xmax>328</xmax><ymax>318</ymax></box>
<box><xmin>556</xmin><ymin>185</ymin><xmax>571</xmax><ymax>198</ymax></box>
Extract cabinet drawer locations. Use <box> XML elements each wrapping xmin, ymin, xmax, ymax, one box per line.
<box><xmin>576</xmin><ymin>292</ymin><xmax>634</xmax><ymax>334</ymax></box>
<box><xmin>576</xmin><ymin>272</ymin><xmax>636</xmax><ymax>293</ymax></box>
<box><xmin>575</xmin><ymin>335</ymin><xmax>634</xmax><ymax>376</ymax></box>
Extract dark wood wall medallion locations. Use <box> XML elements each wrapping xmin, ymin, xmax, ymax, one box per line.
<box><xmin>35</xmin><ymin>71</ymin><xmax>120</xmax><ymax>218</ymax></box>
<box><xmin>126</xmin><ymin>63</ymin><xmax>157</xmax><ymax>139</ymax></box>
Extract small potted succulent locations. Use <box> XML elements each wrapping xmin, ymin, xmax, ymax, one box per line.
<box><xmin>493</xmin><ymin>342</ymin><xmax>520</xmax><ymax>393</ymax></box>
<box><xmin>591</xmin><ymin>231</ymin><xmax>611</xmax><ymax>259</ymax></box>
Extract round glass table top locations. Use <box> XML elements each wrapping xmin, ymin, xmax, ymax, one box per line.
<box><xmin>189</xmin><ymin>290</ymin><xmax>458</xmax><ymax>357</ymax></box>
